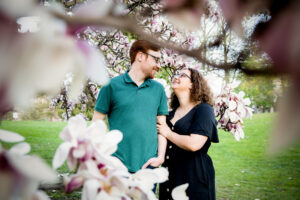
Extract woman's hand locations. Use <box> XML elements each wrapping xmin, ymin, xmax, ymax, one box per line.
<box><xmin>157</xmin><ymin>122</ymin><xmax>172</xmax><ymax>139</ymax></box>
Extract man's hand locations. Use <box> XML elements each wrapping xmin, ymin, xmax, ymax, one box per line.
<box><xmin>142</xmin><ymin>156</ymin><xmax>164</xmax><ymax>169</ymax></box>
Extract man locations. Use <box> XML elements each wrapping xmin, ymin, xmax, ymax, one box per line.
<box><xmin>92</xmin><ymin>40</ymin><xmax>168</xmax><ymax>173</ymax></box>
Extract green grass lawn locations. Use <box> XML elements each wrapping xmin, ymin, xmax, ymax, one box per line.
<box><xmin>1</xmin><ymin>113</ymin><xmax>300</xmax><ymax>199</ymax></box>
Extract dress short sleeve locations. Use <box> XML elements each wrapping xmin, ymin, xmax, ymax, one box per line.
<box><xmin>189</xmin><ymin>103</ymin><xmax>219</xmax><ymax>143</ymax></box>
<box><xmin>94</xmin><ymin>84</ymin><xmax>111</xmax><ymax>114</ymax></box>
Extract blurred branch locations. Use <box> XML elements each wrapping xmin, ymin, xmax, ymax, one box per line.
<box><xmin>51</xmin><ymin>10</ymin><xmax>278</xmax><ymax>76</ymax></box>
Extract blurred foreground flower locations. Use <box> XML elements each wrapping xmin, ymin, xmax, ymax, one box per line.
<box><xmin>162</xmin><ymin>0</ymin><xmax>206</xmax><ymax>30</ymax></box>
<box><xmin>53</xmin><ymin>115</ymin><xmax>172</xmax><ymax>200</ymax></box>
<box><xmin>0</xmin><ymin>1</ymin><xmax>109</xmax><ymax>119</ymax></box>
<box><xmin>214</xmin><ymin>84</ymin><xmax>253</xmax><ymax>141</ymax></box>
<box><xmin>0</xmin><ymin>129</ymin><xmax>58</xmax><ymax>200</ymax></box>
<box><xmin>172</xmin><ymin>183</ymin><xmax>189</xmax><ymax>200</ymax></box>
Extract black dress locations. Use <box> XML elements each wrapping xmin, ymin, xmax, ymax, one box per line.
<box><xmin>159</xmin><ymin>103</ymin><xmax>219</xmax><ymax>200</ymax></box>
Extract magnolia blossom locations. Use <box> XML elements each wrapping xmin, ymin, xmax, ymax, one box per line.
<box><xmin>214</xmin><ymin>84</ymin><xmax>253</xmax><ymax>141</ymax></box>
<box><xmin>128</xmin><ymin>168</ymin><xmax>168</xmax><ymax>200</ymax></box>
<box><xmin>0</xmin><ymin>2</ymin><xmax>109</xmax><ymax>118</ymax></box>
<box><xmin>171</xmin><ymin>183</ymin><xmax>189</xmax><ymax>200</ymax></box>
<box><xmin>64</xmin><ymin>160</ymin><xmax>130</xmax><ymax>199</ymax></box>
<box><xmin>53</xmin><ymin>115</ymin><xmax>124</xmax><ymax>170</ymax></box>
<box><xmin>17</xmin><ymin>16</ymin><xmax>40</xmax><ymax>33</ymax></box>
<box><xmin>53</xmin><ymin>115</ymin><xmax>171</xmax><ymax>200</ymax></box>
<box><xmin>0</xmin><ymin>129</ymin><xmax>57</xmax><ymax>200</ymax></box>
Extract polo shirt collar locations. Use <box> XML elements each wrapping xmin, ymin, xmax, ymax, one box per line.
<box><xmin>124</xmin><ymin>71</ymin><xmax>135</xmax><ymax>84</ymax></box>
<box><xmin>143</xmin><ymin>78</ymin><xmax>151</xmax><ymax>87</ymax></box>
<box><xmin>124</xmin><ymin>71</ymin><xmax>152</xmax><ymax>87</ymax></box>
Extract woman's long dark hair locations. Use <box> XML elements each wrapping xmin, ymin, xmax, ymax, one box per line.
<box><xmin>170</xmin><ymin>68</ymin><xmax>214</xmax><ymax>109</ymax></box>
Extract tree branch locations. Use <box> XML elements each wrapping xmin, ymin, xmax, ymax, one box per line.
<box><xmin>51</xmin><ymin>9</ymin><xmax>278</xmax><ymax>76</ymax></box>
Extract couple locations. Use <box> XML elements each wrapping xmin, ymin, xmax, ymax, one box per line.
<box><xmin>92</xmin><ymin>40</ymin><xmax>219</xmax><ymax>200</ymax></box>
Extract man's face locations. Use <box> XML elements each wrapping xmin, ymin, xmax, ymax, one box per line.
<box><xmin>140</xmin><ymin>50</ymin><xmax>161</xmax><ymax>79</ymax></box>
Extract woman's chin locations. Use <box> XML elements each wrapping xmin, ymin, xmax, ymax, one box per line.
<box><xmin>171</xmin><ymin>85</ymin><xmax>178</xmax><ymax>90</ymax></box>
<box><xmin>171</xmin><ymin>83</ymin><xmax>179</xmax><ymax>88</ymax></box>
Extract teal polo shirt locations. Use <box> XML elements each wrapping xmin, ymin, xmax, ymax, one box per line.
<box><xmin>95</xmin><ymin>72</ymin><xmax>169</xmax><ymax>172</ymax></box>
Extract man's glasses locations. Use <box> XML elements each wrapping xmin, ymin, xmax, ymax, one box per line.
<box><xmin>143</xmin><ymin>52</ymin><xmax>161</xmax><ymax>64</ymax></box>
<box><xmin>171</xmin><ymin>71</ymin><xmax>192</xmax><ymax>80</ymax></box>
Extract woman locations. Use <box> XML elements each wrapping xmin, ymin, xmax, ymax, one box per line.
<box><xmin>158</xmin><ymin>68</ymin><xmax>219</xmax><ymax>200</ymax></box>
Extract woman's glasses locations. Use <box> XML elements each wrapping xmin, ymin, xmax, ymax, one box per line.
<box><xmin>171</xmin><ymin>71</ymin><xmax>192</xmax><ymax>80</ymax></box>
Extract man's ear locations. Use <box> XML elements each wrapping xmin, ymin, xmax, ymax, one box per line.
<box><xmin>136</xmin><ymin>52</ymin><xmax>143</xmax><ymax>62</ymax></box>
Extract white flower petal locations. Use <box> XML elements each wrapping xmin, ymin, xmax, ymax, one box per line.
<box><xmin>8</xmin><ymin>154</ymin><xmax>58</xmax><ymax>184</ymax></box>
<box><xmin>109</xmin><ymin>176</ymin><xmax>128</xmax><ymax>196</ymax></box>
<box><xmin>229</xmin><ymin>112</ymin><xmax>240</xmax><ymax>123</ymax></box>
<box><xmin>73</xmin><ymin>147</ymin><xmax>85</xmax><ymax>158</ymax></box>
<box><xmin>83</xmin><ymin>44</ymin><xmax>109</xmax><ymax>85</ymax></box>
<box><xmin>95</xmin><ymin>190</ymin><xmax>120</xmax><ymax>200</ymax></box>
<box><xmin>237</xmin><ymin>104</ymin><xmax>247</xmax><ymax>118</ymax></box>
<box><xmin>64</xmin><ymin>174</ymin><xmax>85</xmax><ymax>193</ymax></box>
<box><xmin>68</xmin><ymin>70</ymin><xmax>85</xmax><ymax>101</ymax></box>
<box><xmin>95</xmin><ymin>153</ymin><xmax>127</xmax><ymax>171</ymax></box>
<box><xmin>151</xmin><ymin>167</ymin><xmax>169</xmax><ymax>183</ymax></box>
<box><xmin>59</xmin><ymin>127</ymin><xmax>73</xmax><ymax>142</ymax></box>
<box><xmin>85</xmin><ymin>160</ymin><xmax>102</xmax><ymax>178</ymax></box>
<box><xmin>87</xmin><ymin>120</ymin><xmax>107</xmax><ymax>139</ymax></box>
<box><xmin>246</xmin><ymin>107</ymin><xmax>253</xmax><ymax>118</ymax></box>
<box><xmin>52</xmin><ymin>142</ymin><xmax>72</xmax><ymax>169</ymax></box>
<box><xmin>0</xmin><ymin>0</ymin><xmax>36</xmax><ymax>17</ymax></box>
<box><xmin>9</xmin><ymin>142</ymin><xmax>31</xmax><ymax>155</ymax></box>
<box><xmin>100</xmin><ymin>130</ymin><xmax>123</xmax><ymax>155</ymax></box>
<box><xmin>132</xmin><ymin>168</ymin><xmax>166</xmax><ymax>191</ymax></box>
<box><xmin>234</xmin><ymin>132</ymin><xmax>240</xmax><ymax>141</ymax></box>
<box><xmin>243</xmin><ymin>98</ymin><xmax>251</xmax><ymax>106</ymax></box>
<box><xmin>0</xmin><ymin>129</ymin><xmax>24</xmax><ymax>143</ymax></box>
<box><xmin>172</xmin><ymin>183</ymin><xmax>189</xmax><ymax>200</ymax></box>
<box><xmin>239</xmin><ymin>128</ymin><xmax>245</xmax><ymax>139</ymax></box>
<box><xmin>238</xmin><ymin>91</ymin><xmax>245</xmax><ymax>98</ymax></box>
<box><xmin>106</xmin><ymin>130</ymin><xmax>123</xmax><ymax>146</ymax></box>
<box><xmin>67</xmin><ymin>115</ymin><xmax>87</xmax><ymax>139</ymax></box>
<box><xmin>67</xmin><ymin>153</ymin><xmax>78</xmax><ymax>171</ymax></box>
<box><xmin>228</xmin><ymin>100</ymin><xmax>237</xmax><ymax>110</ymax></box>
<box><xmin>17</xmin><ymin>16</ymin><xmax>40</xmax><ymax>33</ymax></box>
<box><xmin>82</xmin><ymin>179</ymin><xmax>100</xmax><ymax>200</ymax></box>
<box><xmin>145</xmin><ymin>190</ymin><xmax>157</xmax><ymax>200</ymax></box>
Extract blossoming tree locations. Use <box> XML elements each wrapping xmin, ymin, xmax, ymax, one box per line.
<box><xmin>1</xmin><ymin>0</ymin><xmax>299</xmax><ymax>199</ymax></box>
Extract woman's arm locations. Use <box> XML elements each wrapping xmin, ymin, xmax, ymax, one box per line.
<box><xmin>157</xmin><ymin>123</ymin><xmax>208</xmax><ymax>152</ymax></box>
<box><xmin>156</xmin><ymin>115</ymin><xmax>167</xmax><ymax>161</ymax></box>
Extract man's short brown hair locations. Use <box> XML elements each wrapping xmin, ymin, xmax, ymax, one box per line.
<box><xmin>129</xmin><ymin>40</ymin><xmax>160</xmax><ymax>64</ymax></box>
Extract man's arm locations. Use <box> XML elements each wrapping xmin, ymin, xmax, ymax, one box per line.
<box><xmin>142</xmin><ymin>115</ymin><xmax>167</xmax><ymax>169</ymax></box>
<box><xmin>92</xmin><ymin>110</ymin><xmax>106</xmax><ymax>122</ymax></box>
